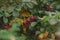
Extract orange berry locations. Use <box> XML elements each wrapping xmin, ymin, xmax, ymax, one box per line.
<box><xmin>38</xmin><ymin>34</ymin><xmax>44</xmax><ymax>40</ymax></box>
<box><xmin>43</xmin><ymin>31</ymin><xmax>48</xmax><ymax>38</ymax></box>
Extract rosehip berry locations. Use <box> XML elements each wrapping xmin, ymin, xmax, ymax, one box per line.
<box><xmin>23</xmin><ymin>20</ymin><xmax>27</xmax><ymax>25</ymax></box>
<box><xmin>4</xmin><ymin>25</ymin><xmax>10</xmax><ymax>29</ymax></box>
<box><xmin>44</xmin><ymin>5</ymin><xmax>52</xmax><ymax>10</ymax></box>
<box><xmin>31</xmin><ymin>16</ymin><xmax>35</xmax><ymax>22</ymax></box>
<box><xmin>27</xmin><ymin>18</ymin><xmax>31</xmax><ymax>23</ymax></box>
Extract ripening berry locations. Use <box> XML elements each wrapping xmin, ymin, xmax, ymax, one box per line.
<box><xmin>30</xmin><ymin>16</ymin><xmax>35</xmax><ymax>22</ymax></box>
<box><xmin>4</xmin><ymin>25</ymin><xmax>10</xmax><ymax>29</ymax></box>
<box><xmin>23</xmin><ymin>20</ymin><xmax>27</xmax><ymax>25</ymax></box>
<box><xmin>27</xmin><ymin>18</ymin><xmax>31</xmax><ymax>23</ymax></box>
<box><xmin>44</xmin><ymin>5</ymin><xmax>52</xmax><ymax>10</ymax></box>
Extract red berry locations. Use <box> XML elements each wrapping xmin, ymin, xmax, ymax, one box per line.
<box><xmin>44</xmin><ymin>5</ymin><xmax>52</xmax><ymax>10</ymax></box>
<box><xmin>23</xmin><ymin>20</ymin><xmax>27</xmax><ymax>25</ymax></box>
<box><xmin>27</xmin><ymin>18</ymin><xmax>31</xmax><ymax>23</ymax></box>
<box><xmin>31</xmin><ymin>16</ymin><xmax>35</xmax><ymax>22</ymax></box>
<box><xmin>4</xmin><ymin>25</ymin><xmax>10</xmax><ymax>29</ymax></box>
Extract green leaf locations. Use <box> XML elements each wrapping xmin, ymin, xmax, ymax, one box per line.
<box><xmin>43</xmin><ymin>0</ymin><xmax>48</xmax><ymax>4</ymax></box>
<box><xmin>0</xmin><ymin>8</ymin><xmax>3</xmax><ymax>12</ymax></box>
<box><xmin>9</xmin><ymin>0</ymin><xmax>13</xmax><ymax>2</ymax></box>
<box><xmin>12</xmin><ymin>11</ymin><xmax>19</xmax><ymax>17</ymax></box>
<box><xmin>30</xmin><ymin>22</ymin><xmax>37</xmax><ymax>27</ymax></box>
<box><xmin>16</xmin><ymin>34</ymin><xmax>26</xmax><ymax>40</ymax></box>
<box><xmin>48</xmin><ymin>18</ymin><xmax>58</xmax><ymax>25</ymax></box>
<box><xmin>4</xmin><ymin>12</ymin><xmax>11</xmax><ymax>17</ymax></box>
<box><xmin>9</xmin><ymin>22</ymin><xmax>20</xmax><ymax>33</ymax></box>
<box><xmin>29</xmin><ymin>22</ymin><xmax>37</xmax><ymax>30</ymax></box>
<box><xmin>19</xmin><ymin>34</ymin><xmax>26</xmax><ymax>40</ymax></box>
<box><xmin>55</xmin><ymin>13</ymin><xmax>60</xmax><ymax>19</ymax></box>
<box><xmin>7</xmin><ymin>6</ymin><xmax>14</xmax><ymax>13</ymax></box>
<box><xmin>0</xmin><ymin>0</ymin><xmax>8</xmax><ymax>3</ymax></box>
<box><xmin>0</xmin><ymin>30</ymin><xmax>11</xmax><ymax>39</ymax></box>
<box><xmin>22</xmin><ymin>0</ymin><xmax>31</xmax><ymax>2</ymax></box>
<box><xmin>26</xmin><ymin>3</ymin><xmax>33</xmax><ymax>8</ymax></box>
<box><xmin>15</xmin><ymin>19</ymin><xmax>22</xmax><ymax>27</ymax></box>
<box><xmin>31</xmin><ymin>0</ymin><xmax>38</xmax><ymax>5</ymax></box>
<box><xmin>35</xmin><ymin>31</ymin><xmax>40</xmax><ymax>35</ymax></box>
<box><xmin>3</xmin><ymin>17</ymin><xmax>8</xmax><ymax>24</ymax></box>
<box><xmin>41</xmin><ymin>16</ymin><xmax>49</xmax><ymax>24</ymax></box>
<box><xmin>15</xmin><ymin>3</ymin><xmax>24</xmax><ymax>11</ymax></box>
<box><xmin>0</xmin><ymin>14</ymin><xmax>3</xmax><ymax>17</ymax></box>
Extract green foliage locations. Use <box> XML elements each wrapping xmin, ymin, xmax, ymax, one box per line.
<box><xmin>0</xmin><ymin>30</ymin><xmax>11</xmax><ymax>39</ymax></box>
<box><xmin>19</xmin><ymin>34</ymin><xmax>26</xmax><ymax>40</ymax></box>
<box><xmin>9</xmin><ymin>22</ymin><xmax>20</xmax><ymax>33</ymax></box>
<box><xmin>40</xmin><ymin>16</ymin><xmax>50</xmax><ymax>24</ymax></box>
<box><xmin>29</xmin><ymin>22</ymin><xmax>37</xmax><ymax>30</ymax></box>
<box><xmin>55</xmin><ymin>12</ymin><xmax>60</xmax><ymax>19</ymax></box>
<box><xmin>0</xmin><ymin>0</ymin><xmax>60</xmax><ymax>40</ymax></box>
<box><xmin>30</xmin><ymin>22</ymin><xmax>37</xmax><ymax>27</ymax></box>
<box><xmin>3</xmin><ymin>17</ymin><xmax>8</xmax><ymax>24</ymax></box>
